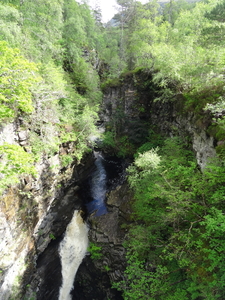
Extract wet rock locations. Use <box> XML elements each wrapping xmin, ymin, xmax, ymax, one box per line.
<box><xmin>0</xmin><ymin>148</ymin><xmax>95</xmax><ymax>300</ymax></box>
<box><xmin>75</xmin><ymin>182</ymin><xmax>133</xmax><ymax>300</ymax></box>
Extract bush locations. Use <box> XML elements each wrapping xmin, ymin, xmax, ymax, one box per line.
<box><xmin>87</xmin><ymin>242</ymin><xmax>103</xmax><ymax>260</ymax></box>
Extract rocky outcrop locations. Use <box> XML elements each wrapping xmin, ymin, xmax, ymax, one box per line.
<box><xmin>0</xmin><ymin>70</ymin><xmax>218</xmax><ymax>300</ymax></box>
<box><xmin>74</xmin><ymin>182</ymin><xmax>133</xmax><ymax>300</ymax></box>
<box><xmin>101</xmin><ymin>72</ymin><xmax>216</xmax><ymax>169</ymax></box>
<box><xmin>0</xmin><ymin>117</ymin><xmax>95</xmax><ymax>300</ymax></box>
<box><xmin>0</xmin><ymin>116</ymin><xmax>130</xmax><ymax>300</ymax></box>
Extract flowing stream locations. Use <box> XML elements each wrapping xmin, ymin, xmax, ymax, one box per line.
<box><xmin>58</xmin><ymin>151</ymin><xmax>109</xmax><ymax>299</ymax></box>
<box><xmin>86</xmin><ymin>151</ymin><xmax>108</xmax><ymax>216</ymax></box>
<box><xmin>58</xmin><ymin>211</ymin><xmax>88</xmax><ymax>300</ymax></box>
<box><xmin>23</xmin><ymin>150</ymin><xmax>125</xmax><ymax>300</ymax></box>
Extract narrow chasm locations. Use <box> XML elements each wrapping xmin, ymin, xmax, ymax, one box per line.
<box><xmin>81</xmin><ymin>151</ymin><xmax>125</xmax><ymax>217</ymax></box>
<box><xmin>30</xmin><ymin>150</ymin><xmax>127</xmax><ymax>300</ymax></box>
<box><xmin>72</xmin><ymin>151</ymin><xmax>127</xmax><ymax>300</ymax></box>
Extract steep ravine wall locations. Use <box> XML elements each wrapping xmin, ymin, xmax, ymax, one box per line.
<box><xmin>74</xmin><ymin>182</ymin><xmax>133</xmax><ymax>300</ymax></box>
<box><xmin>73</xmin><ymin>75</ymin><xmax>219</xmax><ymax>299</ymax></box>
<box><xmin>0</xmin><ymin>120</ymin><xmax>95</xmax><ymax>299</ymax></box>
<box><xmin>0</xmin><ymin>73</ymin><xmax>218</xmax><ymax>300</ymax></box>
<box><xmin>101</xmin><ymin>74</ymin><xmax>216</xmax><ymax>169</ymax></box>
<box><xmin>0</xmin><ymin>118</ymin><xmax>131</xmax><ymax>300</ymax></box>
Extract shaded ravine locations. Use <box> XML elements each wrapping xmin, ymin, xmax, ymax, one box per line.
<box><xmin>86</xmin><ymin>151</ymin><xmax>108</xmax><ymax>216</ymax></box>
<box><xmin>59</xmin><ymin>151</ymin><xmax>125</xmax><ymax>299</ymax></box>
<box><xmin>58</xmin><ymin>151</ymin><xmax>109</xmax><ymax>299</ymax></box>
<box><xmin>27</xmin><ymin>151</ymin><xmax>125</xmax><ymax>300</ymax></box>
<box><xmin>72</xmin><ymin>153</ymin><xmax>128</xmax><ymax>300</ymax></box>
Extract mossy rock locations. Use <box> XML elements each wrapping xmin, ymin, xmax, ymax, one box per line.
<box><xmin>207</xmin><ymin>124</ymin><xmax>225</xmax><ymax>141</ymax></box>
<box><xmin>101</xmin><ymin>78</ymin><xmax>122</xmax><ymax>91</ymax></box>
<box><xmin>184</xmin><ymin>83</ymin><xmax>224</xmax><ymax>113</ymax></box>
<box><xmin>216</xmin><ymin>143</ymin><xmax>225</xmax><ymax>158</ymax></box>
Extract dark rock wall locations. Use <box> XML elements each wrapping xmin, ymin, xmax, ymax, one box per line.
<box><xmin>0</xmin><ymin>149</ymin><xmax>95</xmax><ymax>300</ymax></box>
<box><xmin>1</xmin><ymin>72</ymin><xmax>218</xmax><ymax>300</ymax></box>
<box><xmin>75</xmin><ymin>183</ymin><xmax>133</xmax><ymax>300</ymax></box>
<box><xmin>22</xmin><ymin>153</ymin><xmax>95</xmax><ymax>300</ymax></box>
<box><xmin>73</xmin><ymin>73</ymin><xmax>218</xmax><ymax>300</ymax></box>
<box><xmin>101</xmin><ymin>74</ymin><xmax>216</xmax><ymax>169</ymax></box>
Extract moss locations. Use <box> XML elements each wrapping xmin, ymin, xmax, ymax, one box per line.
<box><xmin>207</xmin><ymin>123</ymin><xmax>225</xmax><ymax>141</ymax></box>
<box><xmin>121</xmin><ymin>67</ymin><xmax>145</xmax><ymax>78</ymax></box>
<box><xmin>87</xmin><ymin>242</ymin><xmax>103</xmax><ymax>260</ymax></box>
<box><xmin>216</xmin><ymin>144</ymin><xmax>225</xmax><ymax>158</ymax></box>
<box><xmin>100</xmin><ymin>77</ymin><xmax>122</xmax><ymax>91</ymax></box>
<box><xmin>184</xmin><ymin>83</ymin><xmax>224</xmax><ymax>114</ymax></box>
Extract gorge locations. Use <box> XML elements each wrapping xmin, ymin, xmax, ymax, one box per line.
<box><xmin>0</xmin><ymin>77</ymin><xmax>220</xmax><ymax>299</ymax></box>
<box><xmin>1</xmin><ymin>0</ymin><xmax>225</xmax><ymax>299</ymax></box>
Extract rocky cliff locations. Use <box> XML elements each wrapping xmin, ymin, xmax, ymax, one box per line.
<box><xmin>0</xmin><ymin>119</ymin><xmax>95</xmax><ymax>299</ymax></box>
<box><xmin>74</xmin><ymin>182</ymin><xmax>133</xmax><ymax>300</ymax></box>
<box><xmin>72</xmin><ymin>71</ymin><xmax>219</xmax><ymax>299</ymax></box>
<box><xmin>101</xmin><ymin>71</ymin><xmax>216</xmax><ymax>169</ymax></box>
<box><xmin>0</xmin><ymin>70</ymin><xmax>219</xmax><ymax>300</ymax></box>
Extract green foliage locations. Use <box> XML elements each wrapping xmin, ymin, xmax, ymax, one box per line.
<box><xmin>0</xmin><ymin>0</ymin><xmax>104</xmax><ymax>193</ymax></box>
<box><xmin>102</xmin><ymin>131</ymin><xmax>116</xmax><ymax>149</ymax></box>
<box><xmin>104</xmin><ymin>265</ymin><xmax>111</xmax><ymax>272</ymax></box>
<box><xmin>0</xmin><ymin>41</ymin><xmax>40</xmax><ymax>122</ymax></box>
<box><xmin>102</xmin><ymin>130</ymin><xmax>135</xmax><ymax>157</ymax></box>
<box><xmin>0</xmin><ymin>143</ymin><xmax>36</xmax><ymax>191</ymax></box>
<box><xmin>101</xmin><ymin>78</ymin><xmax>122</xmax><ymax>91</ymax></box>
<box><xmin>116</xmin><ymin>137</ymin><xmax>225</xmax><ymax>299</ymax></box>
<box><xmin>163</xmin><ymin>0</ymin><xmax>195</xmax><ymax>25</ymax></box>
<box><xmin>49</xmin><ymin>233</ymin><xmax>56</xmax><ymax>240</ymax></box>
<box><xmin>0</xmin><ymin>4</ymin><xmax>22</xmax><ymax>47</ymax></box>
<box><xmin>88</xmin><ymin>242</ymin><xmax>103</xmax><ymax>260</ymax></box>
<box><xmin>105</xmin><ymin>0</ymin><xmax>225</xmax><ymax>108</ymax></box>
<box><xmin>60</xmin><ymin>154</ymin><xmax>73</xmax><ymax>167</ymax></box>
<box><xmin>134</xmin><ymin>148</ymin><xmax>160</xmax><ymax>170</ymax></box>
<box><xmin>117</xmin><ymin>135</ymin><xmax>135</xmax><ymax>157</ymax></box>
<box><xmin>20</xmin><ymin>0</ymin><xmax>63</xmax><ymax>62</ymax></box>
<box><xmin>63</xmin><ymin>0</ymin><xmax>85</xmax><ymax>54</ymax></box>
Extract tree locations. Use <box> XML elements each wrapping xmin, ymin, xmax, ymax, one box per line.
<box><xmin>0</xmin><ymin>4</ymin><xmax>22</xmax><ymax>47</ymax></box>
<box><xmin>115</xmin><ymin>0</ymin><xmax>138</xmax><ymax>64</ymax></box>
<box><xmin>20</xmin><ymin>0</ymin><xmax>64</xmax><ymax>62</ymax></box>
<box><xmin>115</xmin><ymin>136</ymin><xmax>225</xmax><ymax>299</ymax></box>
<box><xmin>202</xmin><ymin>0</ymin><xmax>225</xmax><ymax>46</ymax></box>
<box><xmin>163</xmin><ymin>0</ymin><xmax>195</xmax><ymax>25</ymax></box>
<box><xmin>92</xmin><ymin>0</ymin><xmax>103</xmax><ymax>25</ymax></box>
<box><xmin>0</xmin><ymin>143</ymin><xmax>36</xmax><ymax>192</ymax></box>
<box><xmin>0</xmin><ymin>41</ymin><xmax>39</xmax><ymax>121</ymax></box>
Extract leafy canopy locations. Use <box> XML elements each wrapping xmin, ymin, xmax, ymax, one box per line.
<box><xmin>0</xmin><ymin>143</ymin><xmax>36</xmax><ymax>192</ymax></box>
<box><xmin>0</xmin><ymin>41</ymin><xmax>40</xmax><ymax>121</ymax></box>
<box><xmin>115</xmin><ymin>137</ymin><xmax>225</xmax><ymax>299</ymax></box>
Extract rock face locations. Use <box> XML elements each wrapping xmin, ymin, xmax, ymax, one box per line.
<box><xmin>101</xmin><ymin>72</ymin><xmax>216</xmax><ymax>169</ymax></box>
<box><xmin>148</xmin><ymin>98</ymin><xmax>216</xmax><ymax>169</ymax></box>
<box><xmin>71</xmin><ymin>72</ymin><xmax>219</xmax><ymax>299</ymax></box>
<box><xmin>0</xmin><ymin>119</ymin><xmax>130</xmax><ymax>300</ymax></box>
<box><xmin>0</xmin><ymin>120</ymin><xmax>95</xmax><ymax>300</ymax></box>
<box><xmin>74</xmin><ymin>182</ymin><xmax>133</xmax><ymax>300</ymax></box>
<box><xmin>0</xmin><ymin>71</ymin><xmax>219</xmax><ymax>300</ymax></box>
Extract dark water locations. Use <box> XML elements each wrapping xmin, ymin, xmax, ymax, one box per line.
<box><xmin>86</xmin><ymin>151</ymin><xmax>107</xmax><ymax>216</ymax></box>
<box><xmin>83</xmin><ymin>151</ymin><xmax>125</xmax><ymax>217</ymax></box>
<box><xmin>32</xmin><ymin>151</ymin><xmax>125</xmax><ymax>300</ymax></box>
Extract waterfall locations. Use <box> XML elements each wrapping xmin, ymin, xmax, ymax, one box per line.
<box><xmin>58</xmin><ymin>211</ymin><xmax>88</xmax><ymax>300</ymax></box>
<box><xmin>86</xmin><ymin>151</ymin><xmax>107</xmax><ymax>216</ymax></box>
<box><xmin>58</xmin><ymin>151</ymin><xmax>108</xmax><ymax>299</ymax></box>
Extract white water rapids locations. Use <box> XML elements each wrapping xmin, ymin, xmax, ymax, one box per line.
<box><xmin>58</xmin><ymin>151</ymin><xmax>108</xmax><ymax>299</ymax></box>
<box><xmin>58</xmin><ymin>211</ymin><xmax>88</xmax><ymax>300</ymax></box>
